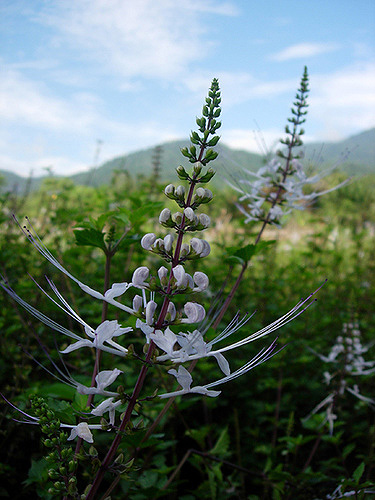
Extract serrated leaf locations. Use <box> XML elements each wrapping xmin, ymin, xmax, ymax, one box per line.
<box><xmin>24</xmin><ymin>458</ymin><xmax>49</xmax><ymax>487</ymax></box>
<box><xmin>74</xmin><ymin>228</ymin><xmax>106</xmax><ymax>250</ymax></box>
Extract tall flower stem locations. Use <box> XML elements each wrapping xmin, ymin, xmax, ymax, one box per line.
<box><xmin>214</xmin><ymin>68</ymin><xmax>309</xmax><ymax>328</ymax></box>
<box><xmin>86</xmin><ymin>81</ymin><xmax>221</xmax><ymax>496</ymax></box>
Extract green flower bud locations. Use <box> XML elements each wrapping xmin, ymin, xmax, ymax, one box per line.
<box><xmin>193</xmin><ymin>162</ymin><xmax>203</xmax><ymax>175</ymax></box>
<box><xmin>176</xmin><ymin>165</ymin><xmax>189</xmax><ymax>179</ymax></box>
<box><xmin>198</xmin><ymin>167</ymin><xmax>216</xmax><ymax>183</ymax></box>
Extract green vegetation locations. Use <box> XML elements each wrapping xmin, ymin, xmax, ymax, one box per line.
<box><xmin>0</xmin><ymin>76</ymin><xmax>374</xmax><ymax>499</ymax></box>
<box><xmin>1</xmin><ymin>167</ymin><xmax>374</xmax><ymax>499</ymax></box>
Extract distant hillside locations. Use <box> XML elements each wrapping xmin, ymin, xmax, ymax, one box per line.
<box><xmin>300</xmin><ymin>128</ymin><xmax>375</xmax><ymax>175</ymax></box>
<box><xmin>70</xmin><ymin>140</ymin><xmax>264</xmax><ymax>188</ymax></box>
<box><xmin>1</xmin><ymin>128</ymin><xmax>374</xmax><ymax>193</ymax></box>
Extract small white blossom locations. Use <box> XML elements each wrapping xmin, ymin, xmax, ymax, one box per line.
<box><xmin>67</xmin><ymin>422</ymin><xmax>94</xmax><ymax>443</ymax></box>
<box><xmin>190</xmin><ymin>238</ymin><xmax>211</xmax><ymax>258</ymax></box>
<box><xmin>182</xmin><ymin>302</ymin><xmax>206</xmax><ymax>323</ymax></box>
<box><xmin>198</xmin><ymin>213</ymin><xmax>211</xmax><ymax>228</ymax></box>
<box><xmin>158</xmin><ymin>266</ymin><xmax>168</xmax><ymax>284</ymax></box>
<box><xmin>60</xmin><ymin>320</ymin><xmax>131</xmax><ymax>355</ymax></box>
<box><xmin>146</xmin><ymin>300</ymin><xmax>157</xmax><ymax>325</ymax></box>
<box><xmin>164</xmin><ymin>184</ymin><xmax>175</xmax><ymax>197</ymax></box>
<box><xmin>150</xmin><ymin>327</ymin><xmax>177</xmax><ymax>357</ymax></box>
<box><xmin>159</xmin><ymin>208</ymin><xmax>171</xmax><ymax>224</ymax></box>
<box><xmin>176</xmin><ymin>185</ymin><xmax>186</xmax><ymax>198</ymax></box>
<box><xmin>172</xmin><ymin>212</ymin><xmax>183</xmax><ymax>225</ymax></box>
<box><xmin>136</xmin><ymin>318</ymin><xmax>154</xmax><ymax>343</ymax></box>
<box><xmin>133</xmin><ymin>294</ymin><xmax>143</xmax><ymax>312</ymax></box>
<box><xmin>167</xmin><ymin>301</ymin><xmax>176</xmax><ymax>321</ymax></box>
<box><xmin>141</xmin><ymin>233</ymin><xmax>157</xmax><ymax>250</ymax></box>
<box><xmin>91</xmin><ymin>398</ymin><xmax>123</xmax><ymax>426</ymax></box>
<box><xmin>164</xmin><ymin>234</ymin><xmax>174</xmax><ymax>253</ymax></box>
<box><xmin>132</xmin><ymin>266</ymin><xmax>150</xmax><ymax>288</ymax></box>
<box><xmin>159</xmin><ymin>366</ymin><xmax>221</xmax><ymax>399</ymax></box>
<box><xmin>76</xmin><ymin>368</ymin><xmax>123</xmax><ymax>397</ymax></box>
<box><xmin>184</xmin><ymin>207</ymin><xmax>197</xmax><ymax>225</ymax></box>
<box><xmin>193</xmin><ymin>272</ymin><xmax>209</xmax><ymax>292</ymax></box>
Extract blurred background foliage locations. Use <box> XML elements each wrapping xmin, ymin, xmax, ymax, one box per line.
<box><xmin>0</xmin><ymin>167</ymin><xmax>374</xmax><ymax>499</ymax></box>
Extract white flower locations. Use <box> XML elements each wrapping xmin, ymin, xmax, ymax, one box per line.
<box><xmin>193</xmin><ymin>272</ymin><xmax>209</xmax><ymax>292</ymax></box>
<box><xmin>200</xmin><ymin>240</ymin><xmax>211</xmax><ymax>257</ymax></box>
<box><xmin>172</xmin><ymin>212</ymin><xmax>183</xmax><ymax>225</ymax></box>
<box><xmin>103</xmin><ymin>283</ymin><xmax>132</xmax><ymax>300</ymax></box>
<box><xmin>164</xmin><ymin>184</ymin><xmax>175</xmax><ymax>197</ymax></box>
<box><xmin>176</xmin><ymin>185</ymin><xmax>185</xmax><ymax>198</ymax></box>
<box><xmin>182</xmin><ymin>302</ymin><xmax>206</xmax><ymax>323</ymax></box>
<box><xmin>164</xmin><ymin>234</ymin><xmax>174</xmax><ymax>253</ymax></box>
<box><xmin>190</xmin><ymin>238</ymin><xmax>211</xmax><ymax>258</ymax></box>
<box><xmin>184</xmin><ymin>207</ymin><xmax>196</xmax><ymax>223</ymax></box>
<box><xmin>173</xmin><ymin>265</ymin><xmax>188</xmax><ymax>289</ymax></box>
<box><xmin>61</xmin><ymin>320</ymin><xmax>131</xmax><ymax>355</ymax></box>
<box><xmin>199</xmin><ymin>213</ymin><xmax>211</xmax><ymax>228</ymax></box>
<box><xmin>91</xmin><ymin>398</ymin><xmax>123</xmax><ymax>426</ymax></box>
<box><xmin>141</xmin><ymin>233</ymin><xmax>157</xmax><ymax>250</ymax></box>
<box><xmin>159</xmin><ymin>366</ymin><xmax>221</xmax><ymax>399</ymax></box>
<box><xmin>175</xmin><ymin>330</ymin><xmax>230</xmax><ymax>375</ymax></box>
<box><xmin>76</xmin><ymin>368</ymin><xmax>123</xmax><ymax>397</ymax></box>
<box><xmin>159</xmin><ymin>339</ymin><xmax>279</xmax><ymax>399</ymax></box>
<box><xmin>136</xmin><ymin>318</ymin><xmax>154</xmax><ymax>343</ymax></box>
<box><xmin>132</xmin><ymin>266</ymin><xmax>150</xmax><ymax>288</ymax></box>
<box><xmin>133</xmin><ymin>295</ymin><xmax>143</xmax><ymax>312</ymax></box>
<box><xmin>150</xmin><ymin>327</ymin><xmax>177</xmax><ymax>357</ymax></box>
<box><xmin>158</xmin><ymin>266</ymin><xmax>168</xmax><ymax>286</ymax></box>
<box><xmin>67</xmin><ymin>422</ymin><xmax>94</xmax><ymax>443</ymax></box>
<box><xmin>167</xmin><ymin>301</ymin><xmax>176</xmax><ymax>321</ymax></box>
<box><xmin>146</xmin><ymin>300</ymin><xmax>157</xmax><ymax>325</ymax></box>
<box><xmin>159</xmin><ymin>208</ymin><xmax>172</xmax><ymax>224</ymax></box>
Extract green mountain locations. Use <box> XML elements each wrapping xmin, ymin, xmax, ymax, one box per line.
<box><xmin>300</xmin><ymin>128</ymin><xmax>375</xmax><ymax>175</ymax></box>
<box><xmin>69</xmin><ymin>140</ymin><xmax>264</xmax><ymax>188</ymax></box>
<box><xmin>1</xmin><ymin>128</ymin><xmax>374</xmax><ymax>193</ymax></box>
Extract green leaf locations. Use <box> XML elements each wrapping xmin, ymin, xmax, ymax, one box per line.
<box><xmin>210</xmin><ymin>427</ymin><xmax>229</xmax><ymax>457</ymax></box>
<box><xmin>73</xmin><ymin>228</ymin><xmax>106</xmax><ymax>250</ymax></box>
<box><xmin>24</xmin><ymin>458</ymin><xmax>49</xmax><ymax>487</ymax></box>
<box><xmin>73</xmin><ymin>391</ymin><xmax>89</xmax><ymax>412</ymax></box>
<box><xmin>226</xmin><ymin>243</ymin><xmax>257</xmax><ymax>265</ymax></box>
<box><xmin>185</xmin><ymin>425</ymin><xmax>211</xmax><ymax>448</ymax></box>
<box><xmin>352</xmin><ymin>462</ymin><xmax>365</xmax><ymax>484</ymax></box>
<box><xmin>139</xmin><ymin>470</ymin><xmax>158</xmax><ymax>489</ymax></box>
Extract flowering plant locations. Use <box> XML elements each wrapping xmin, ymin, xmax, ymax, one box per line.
<box><xmin>1</xmin><ymin>78</ymin><xmax>323</xmax><ymax>498</ymax></box>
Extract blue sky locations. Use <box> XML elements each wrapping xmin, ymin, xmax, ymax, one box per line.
<box><xmin>1</xmin><ymin>0</ymin><xmax>374</xmax><ymax>177</ymax></box>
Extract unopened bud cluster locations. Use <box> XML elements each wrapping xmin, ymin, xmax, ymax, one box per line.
<box><xmin>31</xmin><ymin>396</ymin><xmax>78</xmax><ymax>497</ymax></box>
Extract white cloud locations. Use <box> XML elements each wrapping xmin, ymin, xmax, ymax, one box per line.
<box><xmin>0</xmin><ymin>67</ymin><xmax>101</xmax><ymax>131</ymax></box>
<box><xmin>222</xmin><ymin>128</ymin><xmax>283</xmax><ymax>154</ymax></box>
<box><xmin>36</xmin><ymin>0</ymin><xmax>236</xmax><ymax>82</ymax></box>
<box><xmin>184</xmin><ymin>71</ymin><xmax>298</xmax><ymax>107</ymax></box>
<box><xmin>309</xmin><ymin>62</ymin><xmax>375</xmax><ymax>139</ymax></box>
<box><xmin>0</xmin><ymin>154</ymin><xmax>87</xmax><ymax>178</ymax></box>
<box><xmin>270</xmin><ymin>42</ymin><xmax>340</xmax><ymax>61</ymax></box>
